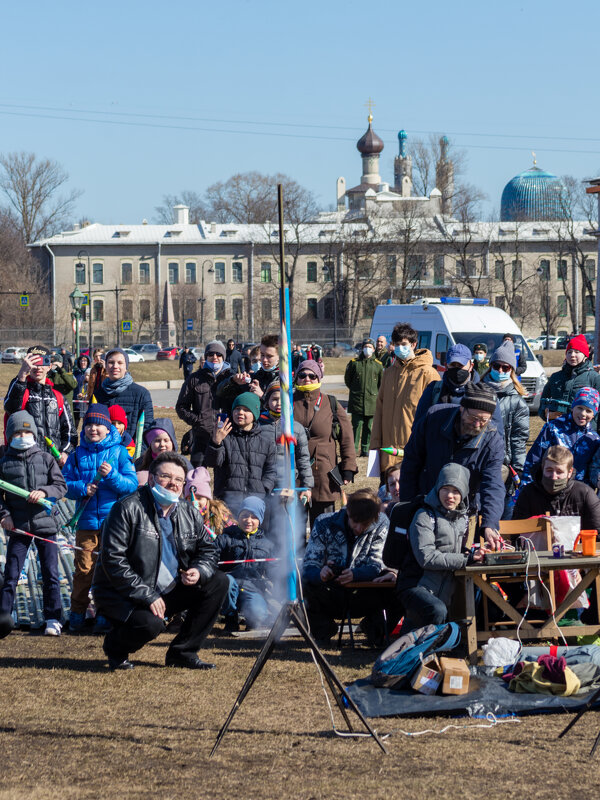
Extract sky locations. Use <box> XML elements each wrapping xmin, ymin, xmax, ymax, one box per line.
<box><xmin>2</xmin><ymin>0</ymin><xmax>599</xmax><ymax>226</ymax></box>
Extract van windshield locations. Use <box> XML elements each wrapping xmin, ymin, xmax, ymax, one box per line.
<box><xmin>452</xmin><ymin>333</ymin><xmax>534</xmax><ymax>362</ymax></box>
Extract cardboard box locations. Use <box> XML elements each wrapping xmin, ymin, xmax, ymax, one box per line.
<box><xmin>410</xmin><ymin>655</ymin><xmax>443</xmax><ymax>695</ymax></box>
<box><xmin>439</xmin><ymin>657</ymin><xmax>470</xmax><ymax>695</ymax></box>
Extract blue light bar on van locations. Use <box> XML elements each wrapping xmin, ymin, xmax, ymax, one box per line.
<box><xmin>439</xmin><ymin>297</ymin><xmax>489</xmax><ymax>306</ymax></box>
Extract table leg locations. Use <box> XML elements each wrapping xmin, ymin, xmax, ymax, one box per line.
<box><xmin>464</xmin><ymin>576</ymin><xmax>478</xmax><ymax>665</ymax></box>
<box><xmin>539</xmin><ymin>568</ymin><xmax>599</xmax><ymax>633</ymax></box>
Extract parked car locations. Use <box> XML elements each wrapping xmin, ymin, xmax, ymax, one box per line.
<box><xmin>538</xmin><ymin>336</ymin><xmax>559</xmax><ymax>349</ymax></box>
<box><xmin>130</xmin><ymin>343</ymin><xmax>160</xmax><ymax>360</ymax></box>
<box><xmin>526</xmin><ymin>337</ymin><xmax>542</xmax><ymax>352</ymax></box>
<box><xmin>1</xmin><ymin>347</ymin><xmax>27</xmax><ymax>364</ymax></box>
<box><xmin>322</xmin><ymin>342</ymin><xmax>357</xmax><ymax>357</ymax></box>
<box><xmin>123</xmin><ymin>348</ymin><xmax>145</xmax><ymax>363</ymax></box>
<box><xmin>556</xmin><ymin>335</ymin><xmax>570</xmax><ymax>350</ymax></box>
<box><xmin>156</xmin><ymin>346</ymin><xmax>179</xmax><ymax>360</ymax></box>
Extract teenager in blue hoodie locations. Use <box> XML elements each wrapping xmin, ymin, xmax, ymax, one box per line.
<box><xmin>63</xmin><ymin>403</ymin><xmax>138</xmax><ymax>633</ymax></box>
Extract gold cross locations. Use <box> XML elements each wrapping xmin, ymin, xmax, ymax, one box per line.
<box><xmin>365</xmin><ymin>97</ymin><xmax>375</xmax><ymax>123</ymax></box>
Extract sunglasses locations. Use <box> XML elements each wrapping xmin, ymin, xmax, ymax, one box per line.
<box><xmin>297</xmin><ymin>371</ymin><xmax>318</xmax><ymax>380</ymax></box>
<box><xmin>491</xmin><ymin>363</ymin><xmax>512</xmax><ymax>372</ymax></box>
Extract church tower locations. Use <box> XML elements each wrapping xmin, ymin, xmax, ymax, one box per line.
<box><xmin>435</xmin><ymin>135</ymin><xmax>454</xmax><ymax>215</ymax></box>
<box><xmin>356</xmin><ymin>113</ymin><xmax>384</xmax><ymax>187</ymax></box>
<box><xmin>393</xmin><ymin>129</ymin><xmax>412</xmax><ymax>197</ymax></box>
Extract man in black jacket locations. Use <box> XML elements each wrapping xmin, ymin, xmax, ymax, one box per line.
<box><xmin>92</xmin><ymin>453</ymin><xmax>228</xmax><ymax>671</ymax></box>
<box><xmin>217</xmin><ymin>333</ymin><xmax>280</xmax><ymax>403</ymax></box>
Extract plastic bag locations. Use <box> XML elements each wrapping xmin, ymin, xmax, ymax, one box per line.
<box><xmin>548</xmin><ymin>516</ymin><xmax>580</xmax><ymax>550</ymax></box>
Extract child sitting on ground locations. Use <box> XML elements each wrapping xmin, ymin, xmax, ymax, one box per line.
<box><xmin>397</xmin><ymin>462</ymin><xmax>484</xmax><ymax>633</ymax></box>
<box><xmin>63</xmin><ymin>403</ymin><xmax>138</xmax><ymax>633</ymax></box>
<box><xmin>109</xmin><ymin>405</ymin><xmax>135</xmax><ymax>457</ymax></box>
<box><xmin>204</xmin><ymin>391</ymin><xmax>277</xmax><ymax>516</ymax></box>
<box><xmin>0</xmin><ymin>411</ymin><xmax>68</xmax><ymax>638</ymax></box>
<box><xmin>217</xmin><ymin>496</ymin><xmax>275</xmax><ymax>632</ymax></box>
<box><xmin>522</xmin><ymin>387</ymin><xmax>600</xmax><ymax>489</ymax></box>
<box><xmin>184</xmin><ymin>466</ymin><xmax>235</xmax><ymax>537</ymax></box>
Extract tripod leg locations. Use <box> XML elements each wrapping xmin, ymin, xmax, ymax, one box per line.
<box><xmin>558</xmin><ymin>685</ymin><xmax>600</xmax><ymax>740</ymax></box>
<box><xmin>210</xmin><ymin>603</ymin><xmax>291</xmax><ymax>757</ymax></box>
<box><xmin>590</xmin><ymin>727</ymin><xmax>600</xmax><ymax>758</ymax></box>
<box><xmin>290</xmin><ymin>605</ymin><xmax>388</xmax><ymax>754</ymax></box>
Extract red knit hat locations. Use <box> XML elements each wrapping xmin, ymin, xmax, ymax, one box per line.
<box><xmin>108</xmin><ymin>404</ymin><xmax>128</xmax><ymax>427</ymax></box>
<box><xmin>567</xmin><ymin>335</ymin><xmax>589</xmax><ymax>358</ymax></box>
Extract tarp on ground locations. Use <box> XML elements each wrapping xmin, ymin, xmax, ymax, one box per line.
<box><xmin>345</xmin><ymin>668</ymin><xmax>600</xmax><ymax>719</ymax></box>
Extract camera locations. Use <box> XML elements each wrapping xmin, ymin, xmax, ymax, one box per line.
<box><xmin>41</xmin><ymin>355</ymin><xmax>52</xmax><ymax>367</ymax></box>
<box><xmin>329</xmin><ymin>563</ymin><xmax>343</xmax><ymax>577</ymax></box>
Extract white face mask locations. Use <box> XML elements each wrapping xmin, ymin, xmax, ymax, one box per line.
<box><xmin>363</xmin><ymin>346</ymin><xmax>374</xmax><ymax>358</ymax></box>
<box><xmin>474</xmin><ymin>353</ymin><xmax>485</xmax><ymax>362</ymax></box>
<box><xmin>11</xmin><ymin>434</ymin><xmax>36</xmax><ymax>450</ymax></box>
<box><xmin>394</xmin><ymin>345</ymin><xmax>412</xmax><ymax>360</ymax></box>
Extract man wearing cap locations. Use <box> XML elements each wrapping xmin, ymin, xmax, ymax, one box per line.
<box><xmin>344</xmin><ymin>338</ymin><xmax>383</xmax><ymax>457</ymax></box>
<box><xmin>472</xmin><ymin>343</ymin><xmax>489</xmax><ymax>377</ymax></box>
<box><xmin>539</xmin><ymin>334</ymin><xmax>600</xmax><ymax>422</ymax></box>
<box><xmin>176</xmin><ymin>340</ymin><xmax>232</xmax><ymax>467</ymax></box>
<box><xmin>4</xmin><ymin>345</ymin><xmax>77</xmax><ymax>464</ymax></box>
<box><xmin>400</xmin><ymin>382</ymin><xmax>506</xmax><ymax>548</ymax></box>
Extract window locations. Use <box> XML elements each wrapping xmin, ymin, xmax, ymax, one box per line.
<box><xmin>586</xmin><ymin>259</ymin><xmax>596</xmax><ymax>282</ymax></box>
<box><xmin>307</xmin><ymin>261</ymin><xmax>318</xmax><ymax>282</ymax></box>
<box><xmin>232</xmin><ymin>262</ymin><xmax>243</xmax><ymax>283</ymax></box>
<box><xmin>75</xmin><ymin>261</ymin><xmax>86</xmax><ymax>284</ymax></box>
<box><xmin>261</xmin><ymin>298</ymin><xmax>272</xmax><ymax>320</ymax></box>
<box><xmin>357</xmin><ymin>260</ymin><xmax>374</xmax><ymax>280</ymax></box>
<box><xmin>92</xmin><ymin>299</ymin><xmax>104</xmax><ymax>321</ymax></box>
<box><xmin>139</xmin><ymin>262</ymin><xmax>150</xmax><ymax>284</ymax></box>
<box><xmin>512</xmin><ymin>260</ymin><xmax>522</xmax><ymax>282</ymax></box>
<box><xmin>168</xmin><ymin>262</ymin><xmax>179</xmax><ymax>284</ymax></box>
<box><xmin>323</xmin><ymin>259</ymin><xmax>334</xmax><ymax>283</ymax></box>
<box><xmin>539</xmin><ymin>259</ymin><xmax>550</xmax><ymax>280</ymax></box>
<box><xmin>363</xmin><ymin>297</ymin><xmax>378</xmax><ymax>317</ymax></box>
<box><xmin>214</xmin><ymin>262</ymin><xmax>225</xmax><ymax>283</ymax></box>
<box><xmin>324</xmin><ymin>297</ymin><xmax>334</xmax><ymax>318</ymax></box>
<box><xmin>121</xmin><ymin>262</ymin><xmax>132</xmax><ymax>284</ymax></box>
<box><xmin>387</xmin><ymin>255</ymin><xmax>397</xmax><ymax>284</ymax></box>
<box><xmin>185</xmin><ymin>262</ymin><xmax>196</xmax><ymax>284</ymax></box>
<box><xmin>557</xmin><ymin>259</ymin><xmax>568</xmax><ymax>281</ymax></box>
<box><xmin>92</xmin><ymin>262</ymin><xmax>103</xmax><ymax>284</ymax></box>
<box><xmin>140</xmin><ymin>299</ymin><xmax>151</xmax><ymax>321</ymax></box>
<box><xmin>586</xmin><ymin>295</ymin><xmax>595</xmax><ymax>316</ymax></box>
<box><xmin>260</xmin><ymin>262</ymin><xmax>271</xmax><ymax>283</ymax></box>
<box><xmin>495</xmin><ymin>260</ymin><xmax>504</xmax><ymax>281</ymax></box>
<box><xmin>408</xmin><ymin>255</ymin><xmax>425</xmax><ymax>280</ymax></box>
<box><xmin>418</xmin><ymin>331</ymin><xmax>432</xmax><ymax>350</ymax></box>
<box><xmin>172</xmin><ymin>299</ymin><xmax>180</xmax><ymax>320</ymax></box>
<box><xmin>512</xmin><ymin>295</ymin><xmax>523</xmax><ymax>317</ymax></box>
<box><xmin>307</xmin><ymin>298</ymin><xmax>318</xmax><ymax>318</ymax></box>
<box><xmin>463</xmin><ymin>259</ymin><xmax>477</xmax><ymax>278</ymax></box>
<box><xmin>433</xmin><ymin>254</ymin><xmax>444</xmax><ymax>286</ymax></box>
<box><xmin>185</xmin><ymin>299</ymin><xmax>197</xmax><ymax>320</ymax></box>
<box><xmin>215</xmin><ymin>299</ymin><xmax>226</xmax><ymax>320</ymax></box>
<box><xmin>232</xmin><ymin>298</ymin><xmax>243</xmax><ymax>319</ymax></box>
<box><xmin>494</xmin><ymin>296</ymin><xmax>505</xmax><ymax>310</ymax></box>
<box><xmin>436</xmin><ymin>334</ymin><xmax>451</xmax><ymax>366</ymax></box>
<box><xmin>557</xmin><ymin>295</ymin><xmax>567</xmax><ymax>317</ymax></box>
<box><xmin>122</xmin><ymin>299</ymin><xmax>133</xmax><ymax>319</ymax></box>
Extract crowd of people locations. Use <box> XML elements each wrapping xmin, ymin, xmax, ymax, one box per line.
<box><xmin>0</xmin><ymin>326</ymin><xmax>599</xmax><ymax>668</ymax></box>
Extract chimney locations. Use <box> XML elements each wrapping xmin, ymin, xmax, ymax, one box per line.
<box><xmin>336</xmin><ymin>177</ymin><xmax>346</xmax><ymax>211</ymax></box>
<box><xmin>173</xmin><ymin>204</ymin><xmax>190</xmax><ymax>225</ymax></box>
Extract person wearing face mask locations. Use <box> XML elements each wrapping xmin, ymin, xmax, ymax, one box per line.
<box><xmin>371</xmin><ymin>322</ymin><xmax>440</xmax><ymax>473</ymax></box>
<box><xmin>482</xmin><ymin>342</ymin><xmax>529</xmax><ymax>515</ymax></box>
<box><xmin>344</xmin><ymin>338</ymin><xmax>383</xmax><ymax>457</ymax></box>
<box><xmin>522</xmin><ymin>387</ymin><xmax>600</xmax><ymax>490</ymax></box>
<box><xmin>514</xmin><ymin>446</ymin><xmax>600</xmax><ymax>530</ymax></box>
<box><xmin>176</xmin><ymin>340</ymin><xmax>232</xmax><ymax>467</ymax></box>
<box><xmin>92</xmin><ymin>452</ymin><xmax>229</xmax><ymax>670</ymax></box>
<box><xmin>539</xmin><ymin>335</ymin><xmax>600</xmax><ymax>423</ymax></box>
<box><xmin>0</xmin><ymin>411</ymin><xmax>68</xmax><ymax>639</ymax></box>
<box><xmin>472</xmin><ymin>343</ymin><xmax>489</xmax><ymax>377</ymax></box>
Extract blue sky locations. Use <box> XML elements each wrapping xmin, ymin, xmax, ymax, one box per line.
<box><xmin>2</xmin><ymin>0</ymin><xmax>598</xmax><ymax>225</ymax></box>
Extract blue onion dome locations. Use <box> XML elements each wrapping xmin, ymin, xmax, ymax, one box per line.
<box><xmin>500</xmin><ymin>164</ymin><xmax>566</xmax><ymax>221</ymax></box>
<box><xmin>357</xmin><ymin>117</ymin><xmax>384</xmax><ymax>155</ymax></box>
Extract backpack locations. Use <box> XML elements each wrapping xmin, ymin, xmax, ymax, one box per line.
<box><xmin>371</xmin><ymin>622</ymin><xmax>462</xmax><ymax>689</ymax></box>
<box><xmin>382</xmin><ymin>497</ymin><xmax>425</xmax><ymax>570</ymax></box>
<box><xmin>3</xmin><ymin>384</ymin><xmax>64</xmax><ymax>446</ymax></box>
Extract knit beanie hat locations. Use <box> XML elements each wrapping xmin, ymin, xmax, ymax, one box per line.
<box><xmin>232</xmin><ymin>391</ymin><xmax>261</xmax><ymax>421</ymax></box>
<box><xmin>460</xmin><ymin>382</ymin><xmax>497</xmax><ymax>415</ymax></box>
<box><xmin>105</xmin><ymin>347</ymin><xmax>130</xmax><ymax>368</ymax></box>
<box><xmin>205</xmin><ymin>339</ymin><xmax>226</xmax><ymax>358</ymax></box>
<box><xmin>446</xmin><ymin>343</ymin><xmax>472</xmax><ymax>366</ymax></box>
<box><xmin>572</xmin><ymin>387</ymin><xmax>600</xmax><ymax>415</ymax></box>
<box><xmin>491</xmin><ymin>340</ymin><xmax>517</xmax><ymax>371</ymax></box>
<box><xmin>6</xmin><ymin>410</ymin><xmax>37</xmax><ymax>441</ymax></box>
<box><xmin>240</xmin><ymin>495</ymin><xmax>265</xmax><ymax>524</ymax></box>
<box><xmin>567</xmin><ymin>334</ymin><xmax>589</xmax><ymax>358</ymax></box>
<box><xmin>295</xmin><ymin>359</ymin><xmax>323</xmax><ymax>380</ymax></box>
<box><xmin>109</xmin><ymin>404</ymin><xmax>128</xmax><ymax>427</ymax></box>
<box><xmin>83</xmin><ymin>403</ymin><xmax>112</xmax><ymax>429</ymax></box>
<box><xmin>145</xmin><ymin>428</ymin><xmax>171</xmax><ymax>447</ymax></box>
<box><xmin>264</xmin><ymin>379</ymin><xmax>281</xmax><ymax>399</ymax></box>
<box><xmin>185</xmin><ymin>466</ymin><xmax>212</xmax><ymax>499</ymax></box>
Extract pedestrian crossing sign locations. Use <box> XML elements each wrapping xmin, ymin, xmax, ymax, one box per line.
<box><xmin>19</xmin><ymin>294</ymin><xmax>29</xmax><ymax>307</ymax></box>
<box><xmin>121</xmin><ymin>320</ymin><xmax>132</xmax><ymax>333</ymax></box>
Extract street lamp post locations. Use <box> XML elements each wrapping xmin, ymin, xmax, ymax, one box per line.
<box><xmin>69</xmin><ymin>287</ymin><xmax>85</xmax><ymax>357</ymax></box>
<box><xmin>323</xmin><ymin>258</ymin><xmax>338</xmax><ymax>347</ymax></box>
<box><xmin>199</xmin><ymin>259</ymin><xmax>214</xmax><ymax>344</ymax></box>
<box><xmin>77</xmin><ymin>250</ymin><xmax>91</xmax><ymax>350</ymax></box>
<box><xmin>235</xmin><ymin>312</ymin><xmax>240</xmax><ymax>343</ymax></box>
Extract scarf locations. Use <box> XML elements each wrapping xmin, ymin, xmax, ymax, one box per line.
<box><xmin>101</xmin><ymin>372</ymin><xmax>134</xmax><ymax>396</ymax></box>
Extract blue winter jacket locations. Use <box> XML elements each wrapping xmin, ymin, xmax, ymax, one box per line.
<box><xmin>522</xmin><ymin>414</ymin><xmax>600</xmax><ymax>488</ymax></box>
<box><xmin>399</xmin><ymin>404</ymin><xmax>505</xmax><ymax>530</ymax></box>
<box><xmin>63</xmin><ymin>426</ymin><xmax>139</xmax><ymax>530</ymax></box>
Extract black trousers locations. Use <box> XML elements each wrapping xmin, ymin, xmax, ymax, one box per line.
<box><xmin>104</xmin><ymin>570</ymin><xmax>228</xmax><ymax>662</ymax></box>
<box><xmin>302</xmin><ymin>580</ymin><xmax>396</xmax><ymax>639</ymax></box>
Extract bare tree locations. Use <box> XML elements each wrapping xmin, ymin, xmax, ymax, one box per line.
<box><xmin>154</xmin><ymin>190</ymin><xmax>208</xmax><ymax>224</ymax></box>
<box><xmin>409</xmin><ymin>134</ymin><xmax>467</xmax><ymax>200</ymax></box>
<box><xmin>0</xmin><ymin>152</ymin><xmax>82</xmax><ymax>243</ymax></box>
<box><xmin>489</xmin><ymin>220</ymin><xmax>542</xmax><ymax>329</ymax></box>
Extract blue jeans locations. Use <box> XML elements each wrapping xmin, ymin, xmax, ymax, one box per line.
<box><xmin>223</xmin><ymin>574</ymin><xmax>269</xmax><ymax>628</ymax></box>
<box><xmin>400</xmin><ymin>585</ymin><xmax>448</xmax><ymax>633</ymax></box>
<box><xmin>0</xmin><ymin>533</ymin><xmax>62</xmax><ymax>621</ymax></box>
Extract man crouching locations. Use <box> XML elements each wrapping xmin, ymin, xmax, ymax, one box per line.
<box><xmin>93</xmin><ymin>452</ymin><xmax>228</xmax><ymax>671</ymax></box>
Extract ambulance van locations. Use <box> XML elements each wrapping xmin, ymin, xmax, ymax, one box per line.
<box><xmin>369</xmin><ymin>297</ymin><xmax>547</xmax><ymax>413</ymax></box>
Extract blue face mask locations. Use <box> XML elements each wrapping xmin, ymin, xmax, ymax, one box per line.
<box><xmin>11</xmin><ymin>434</ymin><xmax>36</xmax><ymax>450</ymax></box>
<box><xmin>394</xmin><ymin>345</ymin><xmax>412</xmax><ymax>360</ymax></box>
<box><xmin>205</xmin><ymin>360</ymin><xmax>222</xmax><ymax>373</ymax></box>
<box><xmin>262</xmin><ymin>362</ymin><xmax>279</xmax><ymax>372</ymax></box>
<box><xmin>490</xmin><ymin>368</ymin><xmax>510</xmax><ymax>383</ymax></box>
<box><xmin>250</xmin><ymin>361</ymin><xmax>260</xmax><ymax>373</ymax></box>
<box><xmin>151</xmin><ymin>482</ymin><xmax>180</xmax><ymax>506</ymax></box>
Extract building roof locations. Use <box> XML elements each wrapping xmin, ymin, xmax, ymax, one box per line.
<box><xmin>356</xmin><ymin>122</ymin><xmax>384</xmax><ymax>156</ymax></box>
<box><xmin>500</xmin><ymin>165</ymin><xmax>566</xmax><ymax>222</ymax></box>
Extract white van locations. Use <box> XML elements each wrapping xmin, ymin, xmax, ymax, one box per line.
<box><xmin>370</xmin><ymin>297</ymin><xmax>547</xmax><ymax>413</ymax></box>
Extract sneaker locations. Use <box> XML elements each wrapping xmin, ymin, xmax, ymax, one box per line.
<box><xmin>69</xmin><ymin>611</ymin><xmax>85</xmax><ymax>633</ymax></box>
<box><xmin>92</xmin><ymin>615</ymin><xmax>112</xmax><ymax>634</ymax></box>
<box><xmin>44</xmin><ymin>619</ymin><xmax>62</xmax><ymax>637</ymax></box>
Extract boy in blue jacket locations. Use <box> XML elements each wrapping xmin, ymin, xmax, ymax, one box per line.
<box><xmin>63</xmin><ymin>403</ymin><xmax>138</xmax><ymax>633</ymax></box>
